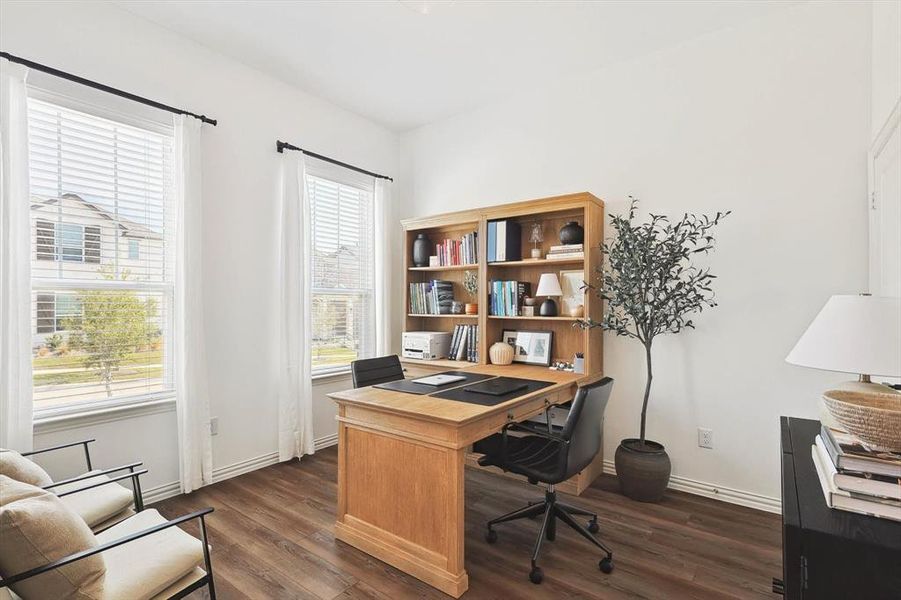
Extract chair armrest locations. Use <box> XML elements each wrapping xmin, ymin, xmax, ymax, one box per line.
<box><xmin>0</xmin><ymin>508</ymin><xmax>214</xmax><ymax>588</ymax></box>
<box><xmin>21</xmin><ymin>439</ymin><xmax>95</xmax><ymax>471</ymax></box>
<box><xmin>42</xmin><ymin>462</ymin><xmax>143</xmax><ymax>489</ymax></box>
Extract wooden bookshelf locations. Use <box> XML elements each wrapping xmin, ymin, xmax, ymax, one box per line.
<box><xmin>401</xmin><ymin>192</ymin><xmax>603</xmax><ymax>375</ymax></box>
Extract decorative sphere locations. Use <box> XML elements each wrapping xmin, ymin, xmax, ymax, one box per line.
<box><xmin>489</xmin><ymin>342</ymin><xmax>514</xmax><ymax>365</ymax></box>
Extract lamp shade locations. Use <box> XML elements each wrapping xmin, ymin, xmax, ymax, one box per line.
<box><xmin>536</xmin><ymin>273</ymin><xmax>563</xmax><ymax>297</ymax></box>
<box><xmin>785</xmin><ymin>295</ymin><xmax>901</xmax><ymax>377</ymax></box>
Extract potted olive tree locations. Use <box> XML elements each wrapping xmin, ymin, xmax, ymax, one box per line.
<box><xmin>581</xmin><ymin>198</ymin><xmax>729</xmax><ymax>502</ymax></box>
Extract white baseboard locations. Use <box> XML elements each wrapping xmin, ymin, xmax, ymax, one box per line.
<box><xmin>602</xmin><ymin>460</ymin><xmax>781</xmax><ymax>514</ymax></box>
<box><xmin>144</xmin><ymin>434</ymin><xmax>336</xmax><ymax>506</ymax></box>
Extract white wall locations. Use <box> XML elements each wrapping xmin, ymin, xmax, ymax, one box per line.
<box><xmin>397</xmin><ymin>1</ymin><xmax>872</xmax><ymax>505</ymax></box>
<box><xmin>2</xmin><ymin>1</ymin><xmax>398</xmax><ymax>494</ymax></box>
<box><xmin>871</xmin><ymin>0</ymin><xmax>901</xmax><ymax>137</ymax></box>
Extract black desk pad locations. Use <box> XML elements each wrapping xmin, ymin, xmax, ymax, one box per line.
<box><xmin>430</xmin><ymin>377</ymin><xmax>554</xmax><ymax>406</ymax></box>
<box><xmin>373</xmin><ymin>371</ymin><xmax>496</xmax><ymax>395</ymax></box>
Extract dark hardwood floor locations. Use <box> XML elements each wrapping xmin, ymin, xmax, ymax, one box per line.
<box><xmin>154</xmin><ymin>446</ymin><xmax>782</xmax><ymax>599</ymax></box>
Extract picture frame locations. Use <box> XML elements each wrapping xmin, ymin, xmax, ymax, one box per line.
<box><xmin>559</xmin><ymin>269</ymin><xmax>585</xmax><ymax>315</ymax></box>
<box><xmin>502</xmin><ymin>329</ymin><xmax>553</xmax><ymax>366</ymax></box>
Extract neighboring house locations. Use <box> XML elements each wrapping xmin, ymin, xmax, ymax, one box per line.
<box><xmin>31</xmin><ymin>193</ymin><xmax>165</xmax><ymax>346</ymax></box>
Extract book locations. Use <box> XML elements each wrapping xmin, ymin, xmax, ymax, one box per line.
<box><xmin>549</xmin><ymin>244</ymin><xmax>583</xmax><ymax>252</ymax></box>
<box><xmin>409</xmin><ymin>280</ymin><xmax>454</xmax><ymax>315</ymax></box>
<box><xmin>821</xmin><ymin>425</ymin><xmax>901</xmax><ymax>478</ymax></box>
<box><xmin>491</xmin><ymin>220</ymin><xmax>522</xmax><ymax>262</ymax></box>
<box><xmin>496</xmin><ymin>221</ymin><xmax>506</xmax><ymax>262</ymax></box>
<box><xmin>816</xmin><ymin>436</ymin><xmax>901</xmax><ymax>500</ymax></box>
<box><xmin>487</xmin><ymin>221</ymin><xmax>497</xmax><ymax>263</ymax></box>
<box><xmin>812</xmin><ymin>442</ymin><xmax>901</xmax><ymax>522</ymax></box>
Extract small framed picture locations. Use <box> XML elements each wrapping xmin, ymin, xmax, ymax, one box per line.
<box><xmin>502</xmin><ymin>329</ymin><xmax>553</xmax><ymax>366</ymax></box>
<box><xmin>559</xmin><ymin>269</ymin><xmax>585</xmax><ymax>315</ymax></box>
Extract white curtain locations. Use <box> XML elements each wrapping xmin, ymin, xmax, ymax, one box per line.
<box><xmin>173</xmin><ymin>115</ymin><xmax>212</xmax><ymax>493</ymax></box>
<box><xmin>277</xmin><ymin>152</ymin><xmax>314</xmax><ymax>462</ymax></box>
<box><xmin>373</xmin><ymin>178</ymin><xmax>393</xmax><ymax>356</ymax></box>
<box><xmin>0</xmin><ymin>60</ymin><xmax>33</xmax><ymax>452</ymax></box>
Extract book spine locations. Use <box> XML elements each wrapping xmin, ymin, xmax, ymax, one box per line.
<box><xmin>820</xmin><ymin>425</ymin><xmax>843</xmax><ymax>470</ymax></box>
<box><xmin>487</xmin><ymin>222</ymin><xmax>496</xmax><ymax>263</ymax></box>
<box><xmin>497</xmin><ymin>221</ymin><xmax>506</xmax><ymax>262</ymax></box>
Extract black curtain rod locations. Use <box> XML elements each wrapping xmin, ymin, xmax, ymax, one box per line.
<box><xmin>1</xmin><ymin>51</ymin><xmax>217</xmax><ymax>126</ymax></box>
<box><xmin>276</xmin><ymin>140</ymin><xmax>393</xmax><ymax>182</ymax></box>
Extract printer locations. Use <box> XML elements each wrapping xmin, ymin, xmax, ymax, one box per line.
<box><xmin>402</xmin><ymin>331</ymin><xmax>453</xmax><ymax>360</ymax></box>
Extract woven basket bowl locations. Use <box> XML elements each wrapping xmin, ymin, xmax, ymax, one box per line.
<box><xmin>822</xmin><ymin>390</ymin><xmax>901</xmax><ymax>452</ymax></box>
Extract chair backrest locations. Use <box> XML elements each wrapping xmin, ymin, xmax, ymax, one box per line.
<box><xmin>351</xmin><ymin>355</ymin><xmax>405</xmax><ymax>388</ymax></box>
<box><xmin>560</xmin><ymin>377</ymin><xmax>614</xmax><ymax>478</ymax></box>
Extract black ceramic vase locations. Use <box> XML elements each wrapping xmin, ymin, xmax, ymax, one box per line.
<box><xmin>412</xmin><ymin>233</ymin><xmax>430</xmax><ymax>267</ymax></box>
<box><xmin>559</xmin><ymin>221</ymin><xmax>584</xmax><ymax>245</ymax></box>
<box><xmin>614</xmin><ymin>439</ymin><xmax>672</xmax><ymax>503</ymax></box>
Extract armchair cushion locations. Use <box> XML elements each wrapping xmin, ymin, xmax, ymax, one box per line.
<box><xmin>0</xmin><ymin>476</ymin><xmax>105</xmax><ymax>600</ymax></box>
<box><xmin>95</xmin><ymin>509</ymin><xmax>204</xmax><ymax>600</ymax></box>
<box><xmin>0</xmin><ymin>450</ymin><xmax>53</xmax><ymax>487</ymax></box>
<box><xmin>55</xmin><ymin>472</ymin><xmax>135</xmax><ymax>528</ymax></box>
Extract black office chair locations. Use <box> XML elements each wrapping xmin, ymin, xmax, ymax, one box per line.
<box><xmin>350</xmin><ymin>354</ymin><xmax>405</xmax><ymax>388</ymax></box>
<box><xmin>473</xmin><ymin>376</ymin><xmax>615</xmax><ymax>584</ymax></box>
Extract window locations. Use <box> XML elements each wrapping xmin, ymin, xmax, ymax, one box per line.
<box><xmin>28</xmin><ymin>95</ymin><xmax>174</xmax><ymax>416</ymax></box>
<box><xmin>308</xmin><ymin>167</ymin><xmax>376</xmax><ymax>374</ymax></box>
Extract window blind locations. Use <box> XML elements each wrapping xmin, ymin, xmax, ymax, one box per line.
<box><xmin>308</xmin><ymin>172</ymin><xmax>375</xmax><ymax>373</ymax></box>
<box><xmin>28</xmin><ymin>97</ymin><xmax>175</xmax><ymax>415</ymax></box>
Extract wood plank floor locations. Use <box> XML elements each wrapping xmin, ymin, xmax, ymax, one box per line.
<box><xmin>154</xmin><ymin>446</ymin><xmax>782</xmax><ymax>599</ymax></box>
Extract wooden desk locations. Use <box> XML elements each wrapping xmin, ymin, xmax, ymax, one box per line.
<box><xmin>328</xmin><ymin>364</ymin><xmax>593</xmax><ymax>598</ymax></box>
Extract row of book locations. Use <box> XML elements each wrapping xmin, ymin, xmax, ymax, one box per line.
<box><xmin>409</xmin><ymin>280</ymin><xmax>454</xmax><ymax>315</ymax></box>
<box><xmin>447</xmin><ymin>324</ymin><xmax>479</xmax><ymax>362</ymax></box>
<box><xmin>488</xmin><ymin>280</ymin><xmax>532</xmax><ymax>317</ymax></box>
<box><xmin>547</xmin><ymin>243</ymin><xmax>584</xmax><ymax>260</ymax></box>
<box><xmin>486</xmin><ymin>220</ymin><xmax>522</xmax><ymax>262</ymax></box>
<box><xmin>811</xmin><ymin>424</ymin><xmax>901</xmax><ymax>522</ymax></box>
<box><xmin>435</xmin><ymin>231</ymin><xmax>478</xmax><ymax>266</ymax></box>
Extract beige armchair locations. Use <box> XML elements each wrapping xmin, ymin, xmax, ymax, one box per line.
<box><xmin>1</xmin><ymin>439</ymin><xmax>146</xmax><ymax>530</ymax></box>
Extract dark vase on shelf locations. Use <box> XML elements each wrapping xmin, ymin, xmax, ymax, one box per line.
<box><xmin>412</xmin><ymin>233</ymin><xmax>430</xmax><ymax>267</ymax></box>
<box><xmin>559</xmin><ymin>221</ymin><xmax>584</xmax><ymax>245</ymax></box>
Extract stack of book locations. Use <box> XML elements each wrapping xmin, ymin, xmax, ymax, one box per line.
<box><xmin>486</xmin><ymin>220</ymin><xmax>522</xmax><ymax>262</ymax></box>
<box><xmin>435</xmin><ymin>231</ymin><xmax>478</xmax><ymax>266</ymax></box>
<box><xmin>546</xmin><ymin>243</ymin><xmax>584</xmax><ymax>260</ymax></box>
<box><xmin>811</xmin><ymin>425</ymin><xmax>901</xmax><ymax>522</ymax></box>
<box><xmin>488</xmin><ymin>280</ymin><xmax>531</xmax><ymax>316</ymax></box>
<box><xmin>409</xmin><ymin>280</ymin><xmax>454</xmax><ymax>315</ymax></box>
<box><xmin>448</xmin><ymin>324</ymin><xmax>478</xmax><ymax>362</ymax></box>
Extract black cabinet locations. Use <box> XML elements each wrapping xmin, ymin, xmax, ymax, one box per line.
<box><xmin>779</xmin><ymin>417</ymin><xmax>901</xmax><ymax>599</ymax></box>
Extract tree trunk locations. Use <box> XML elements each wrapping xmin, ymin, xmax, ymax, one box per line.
<box><xmin>639</xmin><ymin>342</ymin><xmax>653</xmax><ymax>445</ymax></box>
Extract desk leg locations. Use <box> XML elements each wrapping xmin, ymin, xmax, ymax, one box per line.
<box><xmin>335</xmin><ymin>419</ymin><xmax>468</xmax><ymax>598</ymax></box>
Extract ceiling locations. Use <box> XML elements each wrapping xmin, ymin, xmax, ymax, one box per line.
<box><xmin>116</xmin><ymin>1</ymin><xmax>799</xmax><ymax>132</ymax></box>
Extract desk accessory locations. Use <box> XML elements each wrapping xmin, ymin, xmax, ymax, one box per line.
<box><xmin>536</xmin><ymin>273</ymin><xmax>562</xmax><ymax>317</ymax></box>
<box><xmin>464</xmin><ymin>378</ymin><xmax>529</xmax><ymax>396</ymax></box>
<box><xmin>502</xmin><ymin>330</ymin><xmax>553</xmax><ymax>366</ymax></box>
<box><xmin>821</xmin><ymin>390</ymin><xmax>901</xmax><ymax>452</ymax></box>
<box><xmin>374</xmin><ymin>371</ymin><xmax>493</xmax><ymax>395</ymax></box>
<box><xmin>489</xmin><ymin>341</ymin><xmax>514</xmax><ymax>365</ymax></box>
<box><xmin>573</xmin><ymin>353</ymin><xmax>584</xmax><ymax>374</ymax></box>
<box><xmin>577</xmin><ymin>197</ymin><xmax>729</xmax><ymax>502</ymax></box>
<box><xmin>528</xmin><ymin>221</ymin><xmax>544</xmax><ymax>259</ymax></box>
<box><xmin>412</xmin><ymin>374</ymin><xmax>467</xmax><ymax>386</ymax></box>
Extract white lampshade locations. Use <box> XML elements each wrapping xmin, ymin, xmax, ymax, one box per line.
<box><xmin>536</xmin><ymin>273</ymin><xmax>563</xmax><ymax>297</ymax></box>
<box><xmin>786</xmin><ymin>295</ymin><xmax>901</xmax><ymax>377</ymax></box>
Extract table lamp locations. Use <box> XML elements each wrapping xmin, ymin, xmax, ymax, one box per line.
<box><xmin>536</xmin><ymin>273</ymin><xmax>563</xmax><ymax>317</ymax></box>
<box><xmin>785</xmin><ymin>294</ymin><xmax>901</xmax><ymax>393</ymax></box>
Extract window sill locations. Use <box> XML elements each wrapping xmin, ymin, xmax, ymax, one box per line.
<box><xmin>33</xmin><ymin>395</ymin><xmax>176</xmax><ymax>434</ymax></box>
<box><xmin>312</xmin><ymin>368</ymin><xmax>352</xmax><ymax>384</ymax></box>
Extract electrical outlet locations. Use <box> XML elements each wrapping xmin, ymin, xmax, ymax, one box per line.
<box><xmin>210</xmin><ymin>417</ymin><xmax>219</xmax><ymax>436</ymax></box>
<box><xmin>698</xmin><ymin>427</ymin><xmax>713</xmax><ymax>449</ymax></box>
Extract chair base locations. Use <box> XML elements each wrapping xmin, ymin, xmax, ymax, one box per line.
<box><xmin>485</xmin><ymin>485</ymin><xmax>613</xmax><ymax>584</ymax></box>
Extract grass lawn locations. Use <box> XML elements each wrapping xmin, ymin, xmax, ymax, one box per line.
<box><xmin>34</xmin><ymin>367</ymin><xmax>164</xmax><ymax>386</ymax></box>
<box><xmin>34</xmin><ymin>350</ymin><xmax>162</xmax><ymax>369</ymax></box>
<box><xmin>33</xmin><ymin>350</ymin><xmax>164</xmax><ymax>387</ymax></box>
<box><xmin>312</xmin><ymin>344</ymin><xmax>357</xmax><ymax>368</ymax></box>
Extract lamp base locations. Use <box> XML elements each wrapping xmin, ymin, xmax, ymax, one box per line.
<box><xmin>539</xmin><ymin>298</ymin><xmax>558</xmax><ymax>317</ymax></box>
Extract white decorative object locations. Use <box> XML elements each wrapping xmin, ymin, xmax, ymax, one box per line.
<box><xmin>489</xmin><ymin>341</ymin><xmax>514</xmax><ymax>365</ymax></box>
<box><xmin>276</xmin><ymin>151</ymin><xmax>315</xmax><ymax>465</ymax></box>
<box><xmin>0</xmin><ymin>59</ymin><xmax>33</xmax><ymax>451</ymax></box>
<box><xmin>559</xmin><ymin>269</ymin><xmax>584</xmax><ymax>316</ymax></box>
<box><xmin>174</xmin><ymin>115</ymin><xmax>213</xmax><ymax>493</ymax></box>
<box><xmin>536</xmin><ymin>273</ymin><xmax>563</xmax><ymax>316</ymax></box>
<box><xmin>822</xmin><ymin>390</ymin><xmax>901</xmax><ymax>452</ymax></box>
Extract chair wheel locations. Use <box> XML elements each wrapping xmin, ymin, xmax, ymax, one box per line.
<box><xmin>485</xmin><ymin>529</ymin><xmax>498</xmax><ymax>544</ymax></box>
<box><xmin>599</xmin><ymin>557</ymin><xmax>614</xmax><ymax>574</ymax></box>
<box><xmin>588</xmin><ymin>520</ymin><xmax>600</xmax><ymax>534</ymax></box>
<box><xmin>529</xmin><ymin>566</ymin><xmax>543</xmax><ymax>584</ymax></box>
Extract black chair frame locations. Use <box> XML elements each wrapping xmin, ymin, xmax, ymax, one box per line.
<box><xmin>22</xmin><ymin>438</ymin><xmax>95</xmax><ymax>471</ymax></box>
<box><xmin>0</xmin><ymin>508</ymin><xmax>217</xmax><ymax>600</ymax></box>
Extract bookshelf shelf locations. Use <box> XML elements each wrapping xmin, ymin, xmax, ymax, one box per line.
<box><xmin>488</xmin><ymin>258</ymin><xmax>584</xmax><ymax>267</ymax></box>
<box><xmin>401</xmin><ymin>192</ymin><xmax>603</xmax><ymax>373</ymax></box>
<box><xmin>407</xmin><ymin>313</ymin><xmax>478</xmax><ymax>319</ymax></box>
<box><xmin>487</xmin><ymin>315</ymin><xmax>581</xmax><ymax>321</ymax></box>
<box><xmin>408</xmin><ymin>264</ymin><xmax>478</xmax><ymax>272</ymax></box>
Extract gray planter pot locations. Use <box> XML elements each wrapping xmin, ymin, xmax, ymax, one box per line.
<box><xmin>614</xmin><ymin>438</ymin><xmax>671</xmax><ymax>503</ymax></box>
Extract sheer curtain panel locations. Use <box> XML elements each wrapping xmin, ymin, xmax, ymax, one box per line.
<box><xmin>277</xmin><ymin>152</ymin><xmax>315</xmax><ymax>461</ymax></box>
<box><xmin>174</xmin><ymin>115</ymin><xmax>212</xmax><ymax>492</ymax></box>
<box><xmin>374</xmin><ymin>178</ymin><xmax>392</xmax><ymax>356</ymax></box>
<box><xmin>0</xmin><ymin>60</ymin><xmax>33</xmax><ymax>451</ymax></box>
